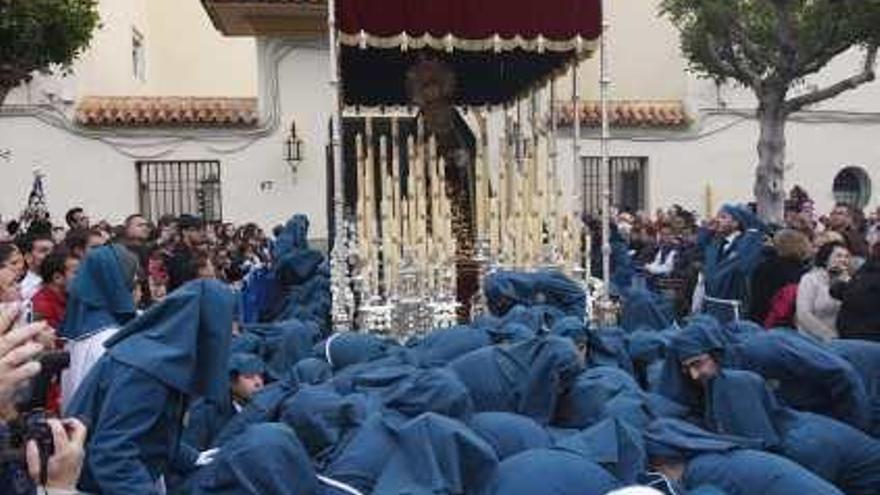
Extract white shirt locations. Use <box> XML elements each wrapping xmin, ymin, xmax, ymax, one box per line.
<box><xmin>645</xmin><ymin>247</ymin><xmax>678</xmax><ymax>276</ymax></box>
<box><xmin>20</xmin><ymin>270</ymin><xmax>42</xmax><ymax>301</ymax></box>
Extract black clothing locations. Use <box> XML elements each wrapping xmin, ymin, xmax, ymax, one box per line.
<box><xmin>832</xmin><ymin>259</ymin><xmax>880</xmax><ymax>342</ymax></box>
<box><xmin>747</xmin><ymin>248</ymin><xmax>808</xmax><ymax>323</ymax></box>
<box><xmin>165</xmin><ymin>244</ymin><xmax>198</xmax><ymax>292</ymax></box>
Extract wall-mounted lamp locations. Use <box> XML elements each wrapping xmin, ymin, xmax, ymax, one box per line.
<box><xmin>284</xmin><ymin>120</ymin><xmax>303</xmax><ymax>175</ymax></box>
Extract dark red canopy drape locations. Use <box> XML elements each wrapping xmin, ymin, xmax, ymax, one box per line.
<box><xmin>337</xmin><ymin>0</ymin><xmax>603</xmax><ymax>106</ymax></box>
<box><xmin>338</xmin><ymin>0</ymin><xmax>602</xmax><ymax>45</ymax></box>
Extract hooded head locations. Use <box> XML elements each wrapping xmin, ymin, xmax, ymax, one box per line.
<box><xmin>718</xmin><ymin>204</ymin><xmax>760</xmax><ymax>234</ymax></box>
<box><xmin>469</xmin><ymin>412</ymin><xmax>552</xmax><ymax>460</ymax></box>
<box><xmin>655</xmin><ymin>316</ymin><xmax>733</xmax><ymax>411</ymax></box>
<box><xmin>551</xmin><ymin>317</ymin><xmax>589</xmax><ymax>365</ymax></box>
<box><xmin>228</xmin><ymin>353</ymin><xmax>265</xmax><ymax>403</ymax></box>
<box><xmin>556</xmin><ymin>418</ymin><xmax>647</xmax><ymax>484</ymax></box>
<box><xmin>382</xmin><ymin>368</ymin><xmax>474</xmax><ymax>420</ymax></box>
<box><xmin>61</xmin><ymin>244</ymin><xmax>138</xmax><ymax>339</ymax></box>
<box><xmin>106</xmin><ymin>279</ymin><xmax>234</xmax><ymax>402</ymax></box>
<box><xmin>643</xmin><ymin>418</ymin><xmax>760</xmax><ymax>462</ymax></box>
<box><xmin>194</xmin><ymin>423</ymin><xmax>320</xmax><ymax>495</ymax></box>
<box><xmin>373</xmin><ymin>413</ymin><xmax>499</xmax><ymax>495</ymax></box>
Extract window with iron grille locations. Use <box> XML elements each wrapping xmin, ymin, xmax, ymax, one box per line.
<box><xmin>136</xmin><ymin>160</ymin><xmax>222</xmax><ymax>222</ymax></box>
<box><xmin>580</xmin><ymin>156</ymin><xmax>648</xmax><ymax>214</ymax></box>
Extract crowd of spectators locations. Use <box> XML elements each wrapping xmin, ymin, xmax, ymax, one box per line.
<box><xmin>603</xmin><ymin>187</ymin><xmax>879</xmax><ymax>342</ymax></box>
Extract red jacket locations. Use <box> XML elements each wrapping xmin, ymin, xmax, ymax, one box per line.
<box><xmin>32</xmin><ymin>285</ymin><xmax>67</xmax><ymax>330</ymax></box>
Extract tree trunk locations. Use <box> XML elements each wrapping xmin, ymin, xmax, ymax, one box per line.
<box><xmin>0</xmin><ymin>85</ymin><xmax>10</xmax><ymax>107</ymax></box>
<box><xmin>754</xmin><ymin>99</ymin><xmax>787</xmax><ymax>225</ymax></box>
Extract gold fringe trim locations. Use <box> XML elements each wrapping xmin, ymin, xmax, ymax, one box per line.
<box><xmin>339</xmin><ymin>30</ymin><xmax>599</xmax><ymax>54</ymax></box>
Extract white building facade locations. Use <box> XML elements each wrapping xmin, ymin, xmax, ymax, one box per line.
<box><xmin>1</xmin><ymin>0</ymin><xmax>877</xmax><ymax>237</ymax></box>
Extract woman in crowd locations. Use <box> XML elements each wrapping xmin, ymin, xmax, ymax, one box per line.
<box><xmin>832</xmin><ymin>242</ymin><xmax>880</xmax><ymax>341</ymax></box>
<box><xmin>60</xmin><ymin>244</ymin><xmax>139</xmax><ymax>407</ymax></box>
<box><xmin>749</xmin><ymin>229</ymin><xmax>811</xmax><ymax>328</ymax></box>
<box><xmin>0</xmin><ymin>242</ymin><xmax>25</xmax><ymax>303</ymax></box>
<box><xmin>796</xmin><ymin>241</ymin><xmax>852</xmax><ymax>341</ymax></box>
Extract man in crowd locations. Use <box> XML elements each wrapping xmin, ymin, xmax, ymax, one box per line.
<box><xmin>18</xmin><ymin>232</ymin><xmax>56</xmax><ymax>301</ymax></box>
<box><xmin>166</xmin><ymin>215</ymin><xmax>206</xmax><ymax>291</ymax></box>
<box><xmin>64</xmin><ymin>208</ymin><xmax>89</xmax><ymax>231</ymax></box>
<box><xmin>827</xmin><ymin>203</ymin><xmax>869</xmax><ymax>259</ymax></box>
<box><xmin>691</xmin><ymin>205</ymin><xmax>764</xmax><ymax>322</ymax></box>
<box><xmin>32</xmin><ymin>249</ymin><xmax>79</xmax><ymax>329</ymax></box>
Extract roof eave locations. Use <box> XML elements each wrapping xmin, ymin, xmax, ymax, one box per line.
<box><xmin>201</xmin><ymin>0</ymin><xmax>327</xmax><ymax>38</ymax></box>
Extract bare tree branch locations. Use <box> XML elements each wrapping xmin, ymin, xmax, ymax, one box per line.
<box><xmin>785</xmin><ymin>43</ymin><xmax>878</xmax><ymax>113</ymax></box>
<box><xmin>770</xmin><ymin>0</ymin><xmax>798</xmax><ymax>79</ymax></box>
<box><xmin>707</xmin><ymin>30</ymin><xmax>763</xmax><ymax>87</ymax></box>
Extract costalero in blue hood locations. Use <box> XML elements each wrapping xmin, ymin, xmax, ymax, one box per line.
<box><xmin>556</xmin><ymin>417</ymin><xmax>647</xmax><ymax>485</ymax></box>
<box><xmin>728</xmin><ymin>329</ymin><xmax>872</xmax><ymax>431</ymax></box>
<box><xmin>105</xmin><ymin>279</ymin><xmax>234</xmax><ymax>402</ymax></box>
<box><xmin>485</xmin><ymin>448</ymin><xmax>622</xmax><ymax>495</ymax></box>
<box><xmin>643</xmin><ymin>418</ymin><xmax>761</xmax><ymax>461</ymax></box>
<box><xmin>408</xmin><ymin>325</ymin><xmax>492</xmax><ymax>366</ymax></box>
<box><xmin>228</xmin><ymin>352</ymin><xmax>264</xmax><ymax>376</ymax></box>
<box><xmin>705</xmin><ymin>369</ymin><xmax>880</xmax><ymax>495</ymax></box>
<box><xmin>381</xmin><ymin>367</ymin><xmax>474</xmax><ymax>420</ymax></box>
<box><xmin>279</xmin><ymin>385</ymin><xmax>371</xmax><ymax>465</ymax></box>
<box><xmin>372</xmin><ymin>412</ymin><xmax>499</xmax><ymax>495</ymax></box>
<box><xmin>61</xmin><ymin>244</ymin><xmax>138</xmax><ymax>340</ymax></box>
<box><xmin>468</xmin><ymin>412</ymin><xmax>552</xmax><ymax>461</ymax></box>
<box><xmin>291</xmin><ymin>357</ymin><xmax>333</xmax><ymax>385</ymax></box>
<box><xmin>193</xmin><ymin>423</ymin><xmax>320</xmax><ymax>495</ymax></box>
<box><xmin>556</xmin><ymin>366</ymin><xmax>653</xmax><ymax>430</ymax></box>
<box><xmin>484</xmin><ymin>270</ymin><xmax>585</xmax><ymax>318</ymax></box>
<box><xmin>620</xmin><ymin>287</ymin><xmax>676</xmax><ymax>333</ymax></box>
<box><xmin>242</xmin><ymin>319</ymin><xmax>321</xmax><ymax>380</ymax></box>
<box><xmin>318</xmin><ymin>332</ymin><xmax>392</xmax><ymax>371</ymax></box>
<box><xmin>830</xmin><ymin>339</ymin><xmax>880</xmax><ymax>436</ymax></box>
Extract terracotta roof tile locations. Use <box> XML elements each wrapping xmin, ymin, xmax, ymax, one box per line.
<box><xmin>555</xmin><ymin>100</ymin><xmax>689</xmax><ymax>129</ymax></box>
<box><xmin>75</xmin><ymin>96</ymin><xmax>259</xmax><ymax>128</ymax></box>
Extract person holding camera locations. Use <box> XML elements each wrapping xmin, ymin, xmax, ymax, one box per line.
<box><xmin>796</xmin><ymin>241</ymin><xmax>852</xmax><ymax>342</ymax></box>
<box><xmin>1</xmin><ymin>305</ymin><xmax>88</xmax><ymax>495</ymax></box>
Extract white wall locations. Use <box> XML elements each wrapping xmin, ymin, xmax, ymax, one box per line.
<box><xmin>556</xmin><ymin>114</ymin><xmax>880</xmax><ymax>219</ymax></box>
<box><xmin>0</xmin><ymin>40</ymin><xmax>331</xmax><ymax>238</ymax></box>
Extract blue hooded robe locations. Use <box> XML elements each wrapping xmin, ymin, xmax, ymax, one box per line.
<box><xmin>830</xmin><ymin>339</ymin><xmax>880</xmax><ymax>436</ymax></box>
<box><xmin>242</xmin><ymin>319</ymin><xmax>321</xmax><ymax>380</ymax></box>
<box><xmin>371</xmin><ymin>412</ymin><xmax>499</xmax><ymax>495</ymax></box>
<box><xmin>181</xmin><ymin>353</ymin><xmax>265</xmax><ymax>453</ymax></box>
<box><xmin>556</xmin><ymin>366</ymin><xmax>653</xmax><ymax>430</ymax></box>
<box><xmin>644</xmin><ymin>418</ymin><xmax>841</xmax><ymax>495</ymax></box>
<box><xmin>484</xmin><ymin>448</ymin><xmax>622</xmax><ymax>495</ymax></box>
<box><xmin>656</xmin><ymin>319</ymin><xmax>872</xmax><ymax>430</ymax></box>
<box><xmin>620</xmin><ymin>287</ymin><xmax>676</xmax><ymax>333</ymax></box>
<box><xmin>448</xmin><ymin>336</ymin><xmax>582</xmax><ymax>424</ymax></box>
<box><xmin>278</xmin><ymin>385</ymin><xmax>371</xmax><ymax>466</ymax></box>
<box><xmin>556</xmin><ymin>418</ymin><xmax>647</xmax><ymax>484</ymax></box>
<box><xmin>61</xmin><ymin>244</ymin><xmax>137</xmax><ymax>340</ymax></box>
<box><xmin>67</xmin><ymin>279</ymin><xmax>234</xmax><ymax>495</ymax></box>
<box><xmin>699</xmin><ymin>205</ymin><xmax>765</xmax><ymax>322</ymax></box>
<box><xmin>468</xmin><ymin>412</ymin><xmax>552</xmax><ymax>460</ymax></box>
<box><xmin>705</xmin><ymin>369</ymin><xmax>880</xmax><ymax>495</ymax></box>
<box><xmin>191</xmin><ymin>423</ymin><xmax>320</xmax><ymax>495</ymax></box>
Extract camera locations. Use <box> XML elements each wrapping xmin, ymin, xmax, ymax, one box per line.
<box><xmin>0</xmin><ymin>350</ymin><xmax>70</xmax><ymax>485</ymax></box>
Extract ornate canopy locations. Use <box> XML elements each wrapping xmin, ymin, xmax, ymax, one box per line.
<box><xmin>337</xmin><ymin>0</ymin><xmax>603</xmax><ymax>106</ymax></box>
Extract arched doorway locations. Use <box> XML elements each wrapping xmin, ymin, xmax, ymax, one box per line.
<box><xmin>833</xmin><ymin>166</ymin><xmax>872</xmax><ymax>209</ymax></box>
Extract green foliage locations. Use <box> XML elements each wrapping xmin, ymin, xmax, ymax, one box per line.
<box><xmin>659</xmin><ymin>0</ymin><xmax>880</xmax><ymax>89</ymax></box>
<box><xmin>0</xmin><ymin>0</ymin><xmax>100</xmax><ymax>100</ymax></box>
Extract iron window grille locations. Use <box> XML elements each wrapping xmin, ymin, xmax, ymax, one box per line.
<box><xmin>136</xmin><ymin>160</ymin><xmax>223</xmax><ymax>222</ymax></box>
<box><xmin>580</xmin><ymin>156</ymin><xmax>648</xmax><ymax>214</ymax></box>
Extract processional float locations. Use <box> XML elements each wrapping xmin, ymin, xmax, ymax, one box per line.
<box><xmin>326</xmin><ymin>0</ymin><xmax>613</xmax><ymax>340</ymax></box>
